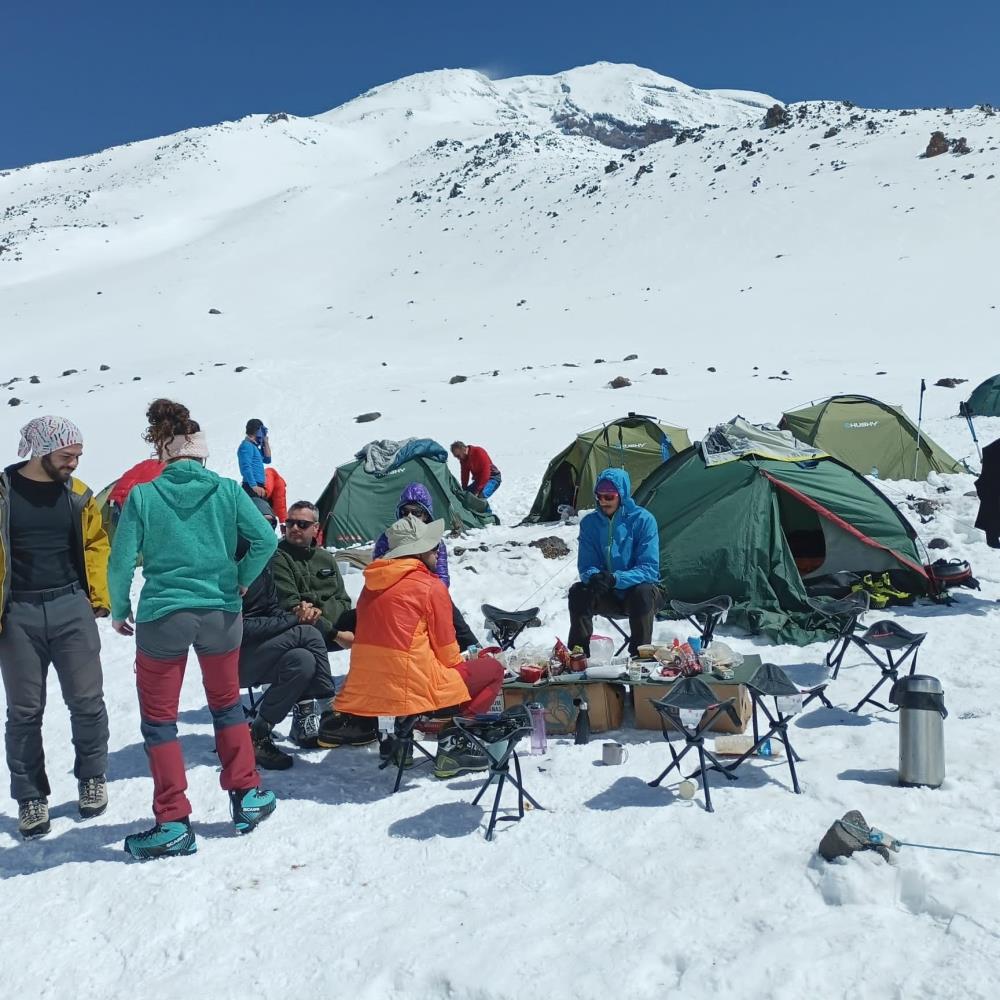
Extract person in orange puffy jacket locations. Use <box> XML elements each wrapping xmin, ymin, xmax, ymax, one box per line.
<box><xmin>108</xmin><ymin>459</ymin><xmax>165</xmax><ymax>524</ymax></box>
<box><xmin>329</xmin><ymin>514</ymin><xmax>504</xmax><ymax>777</ymax></box>
<box><xmin>263</xmin><ymin>467</ymin><xmax>287</xmax><ymax>524</ymax></box>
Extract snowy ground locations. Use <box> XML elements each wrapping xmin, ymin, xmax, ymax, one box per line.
<box><xmin>1</xmin><ymin>62</ymin><xmax>999</xmax><ymax>1000</ymax></box>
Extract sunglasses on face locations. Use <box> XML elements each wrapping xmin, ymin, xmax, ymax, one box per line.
<box><xmin>595</xmin><ymin>492</ymin><xmax>618</xmax><ymax>502</ymax></box>
<box><xmin>285</xmin><ymin>518</ymin><xmax>318</xmax><ymax>530</ymax></box>
<box><xmin>400</xmin><ymin>506</ymin><xmax>428</xmax><ymax>519</ymax></box>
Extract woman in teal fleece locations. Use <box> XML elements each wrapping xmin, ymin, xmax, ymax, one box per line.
<box><xmin>108</xmin><ymin>400</ymin><xmax>279</xmax><ymax>860</ymax></box>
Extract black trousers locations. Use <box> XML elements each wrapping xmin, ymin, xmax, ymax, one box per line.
<box><xmin>567</xmin><ymin>581</ymin><xmax>662</xmax><ymax>657</ymax></box>
<box><xmin>239</xmin><ymin>625</ymin><xmax>338</xmax><ymax>725</ymax></box>
<box><xmin>337</xmin><ymin>601</ymin><xmax>479</xmax><ymax>652</ymax></box>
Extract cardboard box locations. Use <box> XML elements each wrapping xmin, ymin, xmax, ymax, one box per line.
<box><xmin>502</xmin><ymin>682</ymin><xmax>624</xmax><ymax>735</ymax></box>
<box><xmin>632</xmin><ymin>680</ymin><xmax>752</xmax><ymax>734</ymax></box>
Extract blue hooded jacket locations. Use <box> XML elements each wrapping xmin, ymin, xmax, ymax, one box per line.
<box><xmin>577</xmin><ymin>467</ymin><xmax>660</xmax><ymax>593</ymax></box>
<box><xmin>371</xmin><ymin>482</ymin><xmax>450</xmax><ymax>587</ymax></box>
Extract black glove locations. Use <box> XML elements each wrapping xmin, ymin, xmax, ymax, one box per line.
<box><xmin>588</xmin><ymin>571</ymin><xmax>616</xmax><ymax>597</ymax></box>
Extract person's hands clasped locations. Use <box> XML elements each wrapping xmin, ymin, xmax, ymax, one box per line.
<box><xmin>294</xmin><ymin>602</ymin><xmax>322</xmax><ymax>625</ymax></box>
<box><xmin>588</xmin><ymin>571</ymin><xmax>616</xmax><ymax>597</ymax></box>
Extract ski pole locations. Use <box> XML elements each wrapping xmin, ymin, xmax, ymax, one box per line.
<box><xmin>959</xmin><ymin>401</ymin><xmax>983</xmax><ymax>463</ymax></box>
<box><xmin>913</xmin><ymin>378</ymin><xmax>926</xmax><ymax>479</ymax></box>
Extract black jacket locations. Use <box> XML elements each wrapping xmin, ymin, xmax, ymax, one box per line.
<box><xmin>240</xmin><ymin>552</ymin><xmax>299</xmax><ymax>645</ymax></box>
<box><xmin>975</xmin><ymin>439</ymin><xmax>1000</xmax><ymax>535</ymax></box>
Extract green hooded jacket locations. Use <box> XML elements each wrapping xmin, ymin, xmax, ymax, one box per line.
<box><xmin>108</xmin><ymin>460</ymin><xmax>277</xmax><ymax>623</ymax></box>
<box><xmin>272</xmin><ymin>539</ymin><xmax>352</xmax><ymax>641</ymax></box>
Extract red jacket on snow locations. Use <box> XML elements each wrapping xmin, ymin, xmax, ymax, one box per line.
<box><xmin>460</xmin><ymin>445</ymin><xmax>496</xmax><ymax>495</ymax></box>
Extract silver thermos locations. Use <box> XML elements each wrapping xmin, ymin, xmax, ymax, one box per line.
<box><xmin>892</xmin><ymin>674</ymin><xmax>947</xmax><ymax>788</ymax></box>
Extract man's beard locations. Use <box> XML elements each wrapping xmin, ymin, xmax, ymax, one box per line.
<box><xmin>40</xmin><ymin>454</ymin><xmax>73</xmax><ymax>483</ymax></box>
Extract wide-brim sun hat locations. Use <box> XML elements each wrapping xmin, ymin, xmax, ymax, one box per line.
<box><xmin>385</xmin><ymin>515</ymin><xmax>445</xmax><ymax>559</ymax></box>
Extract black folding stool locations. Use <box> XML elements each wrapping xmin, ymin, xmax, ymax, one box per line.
<box><xmin>647</xmin><ymin>676</ymin><xmax>739</xmax><ymax>813</ymax></box>
<box><xmin>378</xmin><ymin>711</ymin><xmax>455</xmax><ymax>793</ymax></box>
<box><xmin>669</xmin><ymin>596</ymin><xmax>734</xmax><ymax>646</ymax></box>
<box><xmin>452</xmin><ymin>708</ymin><xmax>544</xmax><ymax>841</ymax></box>
<box><xmin>481</xmin><ymin>604</ymin><xmax>541</xmax><ymax>651</ymax></box>
<box><xmin>805</xmin><ymin>592</ymin><xmax>871</xmax><ymax>678</ymax></box>
<box><xmin>721</xmin><ymin>662</ymin><xmax>831</xmax><ymax>794</ymax></box>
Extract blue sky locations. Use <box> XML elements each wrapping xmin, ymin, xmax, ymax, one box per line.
<box><xmin>4</xmin><ymin>0</ymin><xmax>998</xmax><ymax>169</ymax></box>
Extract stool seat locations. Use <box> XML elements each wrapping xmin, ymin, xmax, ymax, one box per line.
<box><xmin>482</xmin><ymin>605</ymin><xmax>540</xmax><ymax>626</ymax></box>
<box><xmin>806</xmin><ymin>592</ymin><xmax>870</xmax><ymax>619</ymax></box>
<box><xmin>862</xmin><ymin>620</ymin><xmax>926</xmax><ymax>651</ymax></box>
<box><xmin>669</xmin><ymin>596</ymin><xmax>734</xmax><ymax>618</ymax></box>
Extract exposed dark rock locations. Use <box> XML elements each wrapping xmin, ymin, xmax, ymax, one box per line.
<box><xmin>61</xmin><ymin>369</ymin><xmax>78</xmax><ymax>376</ymax></box>
<box><xmin>99</xmin><ymin>364</ymin><xmax>110</xmax><ymax>371</ymax></box>
<box><xmin>449</xmin><ymin>375</ymin><xmax>468</xmax><ymax>385</ymax></box>
<box><xmin>208</xmin><ymin>307</ymin><xmax>222</xmax><ymax>315</ymax></box>
<box><xmin>448</xmin><ymin>183</ymin><xmax>462</xmax><ymax>198</ymax></box>
<box><xmin>529</xmin><ymin>536</ymin><xmax>571</xmax><ymax>560</ymax></box>
<box><xmin>652</xmin><ymin>367</ymin><xmax>668</xmax><ymax>375</ymax></box>
<box><xmin>234</xmin><ymin>366</ymin><xmax>248</xmax><ymax>372</ymax></box>
<box><xmin>8</xmin><ymin>397</ymin><xmax>21</xmax><ymax>406</ymax></box>
<box><xmin>355</xmin><ymin>411</ymin><xmax>381</xmax><ymax>423</ymax></box>
<box><xmin>927</xmin><ymin>537</ymin><xmax>949</xmax><ymax>549</ymax></box>
<box><xmin>763</xmin><ymin>104</ymin><xmax>790</xmax><ymax>129</ymax></box>
<box><xmin>934</xmin><ymin>377</ymin><xmax>967</xmax><ymax>388</ymax></box>
<box><xmin>952</xmin><ymin>137</ymin><xmax>971</xmax><ymax>154</ymax></box>
<box><xmin>264</xmin><ymin>112</ymin><xmax>289</xmax><ymax>124</ymax></box>
<box><xmin>594</xmin><ymin>358</ymin><xmax>606</xmax><ymax>364</ymax></box>
<box><xmin>609</xmin><ymin>376</ymin><xmax>632</xmax><ymax>389</ymax></box>
<box><xmin>132</xmin><ymin>376</ymin><xmax>142</xmax><ymax>381</ymax></box>
<box><xmin>923</xmin><ymin>131</ymin><xmax>949</xmax><ymax>157</ymax></box>
<box><xmin>911</xmin><ymin>498</ymin><xmax>940</xmax><ymax>517</ymax></box>
<box><xmin>29</xmin><ymin>375</ymin><xmax>40</xmax><ymax>384</ymax></box>
<box><xmin>707</xmin><ymin>366</ymin><xmax>717</xmax><ymax>373</ymax></box>
<box><xmin>554</xmin><ymin>111</ymin><xmax>683</xmax><ymax>149</ymax></box>
<box><xmin>714</xmin><ymin>163</ymin><xmax>726</xmax><ymax>172</ymax></box>
<box><xmin>604</xmin><ymin>160</ymin><xmax>620</xmax><ymax>174</ymax></box>
<box><xmin>823</xmin><ymin>127</ymin><xmax>840</xmax><ymax>139</ymax></box>
<box><xmin>623</xmin><ymin>353</ymin><xmax>638</xmax><ymax>361</ymax></box>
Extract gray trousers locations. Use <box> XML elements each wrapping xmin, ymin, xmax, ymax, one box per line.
<box><xmin>0</xmin><ymin>587</ymin><xmax>109</xmax><ymax>802</ymax></box>
<box><xmin>239</xmin><ymin>625</ymin><xmax>338</xmax><ymax>726</ymax></box>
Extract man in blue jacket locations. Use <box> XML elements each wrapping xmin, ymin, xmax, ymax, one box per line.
<box><xmin>237</xmin><ymin>418</ymin><xmax>271</xmax><ymax>497</ymax></box>
<box><xmin>567</xmin><ymin>468</ymin><xmax>662</xmax><ymax>658</ymax></box>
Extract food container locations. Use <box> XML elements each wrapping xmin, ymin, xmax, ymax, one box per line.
<box><xmin>519</xmin><ymin>665</ymin><xmax>545</xmax><ymax>683</ymax></box>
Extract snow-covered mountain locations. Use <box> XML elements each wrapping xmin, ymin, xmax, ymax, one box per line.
<box><xmin>1</xmin><ymin>63</ymin><xmax>999</xmax><ymax>1000</ymax></box>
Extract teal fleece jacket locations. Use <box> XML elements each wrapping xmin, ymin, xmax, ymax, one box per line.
<box><xmin>108</xmin><ymin>460</ymin><xmax>278</xmax><ymax>623</ymax></box>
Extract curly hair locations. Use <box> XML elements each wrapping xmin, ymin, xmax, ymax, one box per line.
<box><xmin>143</xmin><ymin>399</ymin><xmax>201</xmax><ymax>458</ymax></box>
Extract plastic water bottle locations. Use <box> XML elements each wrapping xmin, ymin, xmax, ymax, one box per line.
<box><xmin>758</xmin><ymin>738</ymin><xmax>774</xmax><ymax>757</ymax></box>
<box><xmin>528</xmin><ymin>703</ymin><xmax>547</xmax><ymax>755</ymax></box>
<box><xmin>871</xmin><ymin>466</ymin><xmax>880</xmax><ymax>479</ymax></box>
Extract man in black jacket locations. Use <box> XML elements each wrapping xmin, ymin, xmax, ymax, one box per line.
<box><xmin>238</xmin><ymin>523</ymin><xmax>338</xmax><ymax>770</ymax></box>
<box><xmin>975</xmin><ymin>438</ymin><xmax>1000</xmax><ymax>548</ymax></box>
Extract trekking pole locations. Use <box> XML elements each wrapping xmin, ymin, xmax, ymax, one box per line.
<box><xmin>913</xmin><ymin>378</ymin><xmax>926</xmax><ymax>479</ymax></box>
<box><xmin>959</xmin><ymin>401</ymin><xmax>983</xmax><ymax>463</ymax></box>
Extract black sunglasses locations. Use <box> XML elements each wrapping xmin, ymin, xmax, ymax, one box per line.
<box><xmin>285</xmin><ymin>517</ymin><xmax>318</xmax><ymax>530</ymax></box>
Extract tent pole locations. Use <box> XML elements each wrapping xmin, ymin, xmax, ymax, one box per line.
<box><xmin>959</xmin><ymin>401</ymin><xmax>983</xmax><ymax>463</ymax></box>
<box><xmin>913</xmin><ymin>378</ymin><xmax>926</xmax><ymax>479</ymax></box>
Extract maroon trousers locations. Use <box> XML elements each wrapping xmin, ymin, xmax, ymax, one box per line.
<box><xmin>135</xmin><ymin>610</ymin><xmax>258</xmax><ymax>823</ymax></box>
<box><xmin>453</xmin><ymin>655</ymin><xmax>505</xmax><ymax>715</ymax></box>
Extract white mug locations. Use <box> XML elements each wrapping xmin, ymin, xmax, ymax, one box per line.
<box><xmin>602</xmin><ymin>741</ymin><xmax>628</xmax><ymax>765</ymax></box>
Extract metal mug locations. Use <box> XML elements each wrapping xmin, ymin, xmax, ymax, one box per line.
<box><xmin>602</xmin><ymin>741</ymin><xmax>628</xmax><ymax>765</ymax></box>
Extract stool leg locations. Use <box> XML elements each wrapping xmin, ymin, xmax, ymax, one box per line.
<box><xmin>696</xmin><ymin>743</ymin><xmax>714</xmax><ymax>813</ymax></box>
<box><xmin>484</xmin><ymin>773</ymin><xmax>507</xmax><ymax>842</ymax></box>
<box><xmin>392</xmin><ymin>737</ymin><xmax>413</xmax><ymax>793</ymax></box>
<box><xmin>776</xmin><ymin>721</ymin><xmax>802</xmax><ymax>794</ymax></box>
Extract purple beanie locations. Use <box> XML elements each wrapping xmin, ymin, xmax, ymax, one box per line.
<box><xmin>595</xmin><ymin>478</ymin><xmax>618</xmax><ymax>496</ymax></box>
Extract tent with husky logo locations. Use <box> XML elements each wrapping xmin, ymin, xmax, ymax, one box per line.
<box><xmin>779</xmin><ymin>394</ymin><xmax>965</xmax><ymax>480</ymax></box>
<box><xmin>523</xmin><ymin>413</ymin><xmax>690</xmax><ymax>523</ymax></box>
<box><xmin>633</xmin><ymin>419</ymin><xmax>933</xmax><ymax>644</ymax></box>
<box><xmin>963</xmin><ymin>375</ymin><xmax>1000</xmax><ymax>418</ymax></box>
<box><xmin>316</xmin><ymin>438</ymin><xmax>498</xmax><ymax>549</ymax></box>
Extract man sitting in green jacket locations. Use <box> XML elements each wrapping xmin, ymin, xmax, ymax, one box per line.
<box><xmin>272</xmin><ymin>500</ymin><xmax>355</xmax><ymax>652</ymax></box>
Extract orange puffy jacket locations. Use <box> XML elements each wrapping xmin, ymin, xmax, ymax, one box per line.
<box><xmin>335</xmin><ymin>557</ymin><xmax>470</xmax><ymax>717</ymax></box>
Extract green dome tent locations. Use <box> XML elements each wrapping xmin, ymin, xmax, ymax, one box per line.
<box><xmin>964</xmin><ymin>375</ymin><xmax>1000</xmax><ymax>417</ymax></box>
<box><xmin>780</xmin><ymin>395</ymin><xmax>965</xmax><ymax>480</ymax></box>
<box><xmin>523</xmin><ymin>413</ymin><xmax>690</xmax><ymax>523</ymax></box>
<box><xmin>633</xmin><ymin>420</ymin><xmax>932</xmax><ymax>645</ymax></box>
<box><xmin>317</xmin><ymin>439</ymin><xmax>498</xmax><ymax>549</ymax></box>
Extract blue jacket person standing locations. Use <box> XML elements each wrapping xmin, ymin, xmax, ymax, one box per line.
<box><xmin>567</xmin><ymin>467</ymin><xmax>661</xmax><ymax>657</ymax></box>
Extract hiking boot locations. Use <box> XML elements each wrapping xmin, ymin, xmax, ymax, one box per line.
<box><xmin>229</xmin><ymin>787</ymin><xmax>277</xmax><ymax>834</ymax></box>
<box><xmin>317</xmin><ymin>711</ymin><xmax>378</xmax><ymax>748</ymax></box>
<box><xmin>124</xmin><ymin>818</ymin><xmax>197</xmax><ymax>860</ymax></box>
<box><xmin>434</xmin><ymin>728</ymin><xmax>490</xmax><ymax>779</ymax></box>
<box><xmin>289</xmin><ymin>701</ymin><xmax>320</xmax><ymax>749</ymax></box>
<box><xmin>18</xmin><ymin>798</ymin><xmax>50</xmax><ymax>839</ymax></box>
<box><xmin>251</xmin><ymin>719</ymin><xmax>294</xmax><ymax>771</ymax></box>
<box><xmin>78</xmin><ymin>775</ymin><xmax>108</xmax><ymax>818</ymax></box>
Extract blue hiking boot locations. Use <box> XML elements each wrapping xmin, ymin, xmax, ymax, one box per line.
<box><xmin>229</xmin><ymin>787</ymin><xmax>277</xmax><ymax>834</ymax></box>
<box><xmin>124</xmin><ymin>818</ymin><xmax>197</xmax><ymax>860</ymax></box>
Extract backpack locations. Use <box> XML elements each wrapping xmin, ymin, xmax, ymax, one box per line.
<box><xmin>927</xmin><ymin>559</ymin><xmax>979</xmax><ymax>590</ymax></box>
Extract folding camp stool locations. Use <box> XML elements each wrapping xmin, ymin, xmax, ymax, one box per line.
<box><xmin>379</xmin><ymin>710</ymin><xmax>455</xmax><ymax>793</ymax></box>
<box><xmin>481</xmin><ymin>604</ymin><xmax>541</xmax><ymax>651</ymax></box>
<box><xmin>452</xmin><ymin>707</ymin><xmax>544</xmax><ymax>841</ymax></box>
<box><xmin>669</xmin><ymin>596</ymin><xmax>734</xmax><ymax>647</ymax></box>
<box><xmin>597</xmin><ymin>585</ymin><xmax>668</xmax><ymax>656</ymax></box>
<box><xmin>721</xmin><ymin>663</ymin><xmax>831</xmax><ymax>794</ymax></box>
<box><xmin>242</xmin><ymin>685</ymin><xmax>266</xmax><ymax>721</ymax></box>
<box><xmin>647</xmin><ymin>676</ymin><xmax>740</xmax><ymax>813</ymax></box>
<box><xmin>845</xmin><ymin>619</ymin><xmax>927</xmax><ymax>714</ymax></box>
<box><xmin>805</xmin><ymin>592</ymin><xmax>871</xmax><ymax>678</ymax></box>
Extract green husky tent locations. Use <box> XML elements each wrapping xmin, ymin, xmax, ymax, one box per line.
<box><xmin>964</xmin><ymin>375</ymin><xmax>1000</xmax><ymax>417</ymax></box>
<box><xmin>633</xmin><ymin>420</ymin><xmax>932</xmax><ymax>644</ymax></box>
<box><xmin>523</xmin><ymin>413</ymin><xmax>690</xmax><ymax>523</ymax></box>
<box><xmin>317</xmin><ymin>440</ymin><xmax>498</xmax><ymax>548</ymax></box>
<box><xmin>780</xmin><ymin>395</ymin><xmax>965</xmax><ymax>480</ymax></box>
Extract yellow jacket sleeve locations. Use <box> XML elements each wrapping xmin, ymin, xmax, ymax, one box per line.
<box><xmin>82</xmin><ymin>495</ymin><xmax>111</xmax><ymax>612</ymax></box>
